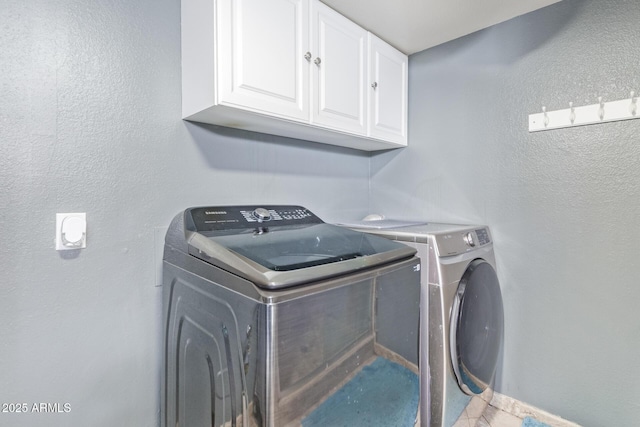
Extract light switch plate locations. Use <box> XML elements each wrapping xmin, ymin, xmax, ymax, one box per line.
<box><xmin>56</xmin><ymin>213</ymin><xmax>87</xmax><ymax>250</ymax></box>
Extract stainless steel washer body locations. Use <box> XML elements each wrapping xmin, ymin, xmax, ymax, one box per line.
<box><xmin>344</xmin><ymin>221</ymin><xmax>504</xmax><ymax>427</ymax></box>
<box><xmin>162</xmin><ymin>206</ymin><xmax>422</xmax><ymax>427</ymax></box>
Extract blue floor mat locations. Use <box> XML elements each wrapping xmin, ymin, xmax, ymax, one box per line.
<box><xmin>301</xmin><ymin>357</ymin><xmax>419</xmax><ymax>427</ymax></box>
<box><xmin>522</xmin><ymin>417</ymin><xmax>552</xmax><ymax>427</ymax></box>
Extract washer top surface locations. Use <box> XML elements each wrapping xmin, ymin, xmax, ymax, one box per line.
<box><xmin>167</xmin><ymin>206</ymin><xmax>417</xmax><ymax>289</ymax></box>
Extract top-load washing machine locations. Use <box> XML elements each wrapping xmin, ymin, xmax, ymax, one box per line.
<box><xmin>343</xmin><ymin>221</ymin><xmax>504</xmax><ymax>427</ymax></box>
<box><xmin>162</xmin><ymin>206</ymin><xmax>423</xmax><ymax>427</ymax></box>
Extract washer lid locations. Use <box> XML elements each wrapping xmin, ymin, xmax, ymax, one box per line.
<box><xmin>450</xmin><ymin>259</ymin><xmax>504</xmax><ymax>395</ymax></box>
<box><xmin>182</xmin><ymin>206</ymin><xmax>417</xmax><ymax>289</ymax></box>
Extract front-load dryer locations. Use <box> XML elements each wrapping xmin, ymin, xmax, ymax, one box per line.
<box><xmin>342</xmin><ymin>221</ymin><xmax>504</xmax><ymax>427</ymax></box>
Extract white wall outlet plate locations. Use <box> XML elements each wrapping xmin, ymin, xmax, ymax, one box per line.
<box><xmin>56</xmin><ymin>213</ymin><xmax>87</xmax><ymax>250</ymax></box>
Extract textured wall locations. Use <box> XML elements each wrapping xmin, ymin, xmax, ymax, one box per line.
<box><xmin>5</xmin><ymin>0</ymin><xmax>639</xmax><ymax>425</ymax></box>
<box><xmin>370</xmin><ymin>0</ymin><xmax>640</xmax><ymax>425</ymax></box>
<box><xmin>0</xmin><ymin>1</ymin><xmax>370</xmax><ymax>426</ymax></box>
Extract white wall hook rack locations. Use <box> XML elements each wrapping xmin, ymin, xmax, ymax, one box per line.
<box><xmin>529</xmin><ymin>92</ymin><xmax>640</xmax><ymax>132</ymax></box>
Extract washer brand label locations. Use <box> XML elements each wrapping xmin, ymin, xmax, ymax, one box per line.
<box><xmin>205</xmin><ymin>211</ymin><xmax>227</xmax><ymax>215</ymax></box>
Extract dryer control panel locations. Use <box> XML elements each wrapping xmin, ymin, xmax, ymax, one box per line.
<box><xmin>435</xmin><ymin>227</ymin><xmax>492</xmax><ymax>257</ymax></box>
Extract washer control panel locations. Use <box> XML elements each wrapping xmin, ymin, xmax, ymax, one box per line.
<box><xmin>188</xmin><ymin>205</ymin><xmax>323</xmax><ymax>231</ymax></box>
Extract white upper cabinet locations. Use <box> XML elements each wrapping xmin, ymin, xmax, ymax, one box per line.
<box><xmin>181</xmin><ymin>0</ymin><xmax>408</xmax><ymax>151</ymax></box>
<box><xmin>310</xmin><ymin>1</ymin><xmax>367</xmax><ymax>135</ymax></box>
<box><xmin>216</xmin><ymin>0</ymin><xmax>309</xmax><ymax>121</ymax></box>
<box><xmin>368</xmin><ymin>33</ymin><xmax>408</xmax><ymax>144</ymax></box>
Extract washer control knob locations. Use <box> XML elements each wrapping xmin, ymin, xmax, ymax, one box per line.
<box><xmin>463</xmin><ymin>232</ymin><xmax>476</xmax><ymax>247</ymax></box>
<box><xmin>252</xmin><ymin>208</ymin><xmax>271</xmax><ymax>223</ymax></box>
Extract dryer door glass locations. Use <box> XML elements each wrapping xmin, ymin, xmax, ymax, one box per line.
<box><xmin>449</xmin><ymin>259</ymin><xmax>504</xmax><ymax>395</ymax></box>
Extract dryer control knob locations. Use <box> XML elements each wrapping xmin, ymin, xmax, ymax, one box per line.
<box><xmin>464</xmin><ymin>232</ymin><xmax>476</xmax><ymax>247</ymax></box>
<box><xmin>253</xmin><ymin>208</ymin><xmax>271</xmax><ymax>223</ymax></box>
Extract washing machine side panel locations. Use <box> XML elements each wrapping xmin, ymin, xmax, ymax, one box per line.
<box><xmin>375</xmin><ymin>260</ymin><xmax>421</xmax><ymax>365</ymax></box>
<box><xmin>428</xmin><ymin>282</ymin><xmax>445</xmax><ymax>427</ymax></box>
<box><xmin>394</xmin><ymin>242</ymin><xmax>430</xmax><ymax>427</ymax></box>
<box><xmin>413</xmin><ymin>244</ymin><xmax>431</xmax><ymax>427</ymax></box>
<box><xmin>419</xmin><ymin>276</ymin><xmax>430</xmax><ymax>427</ymax></box>
<box><xmin>267</xmin><ymin>278</ymin><xmax>377</xmax><ymax>426</ymax></box>
<box><xmin>177</xmin><ymin>315</ymin><xmax>225</xmax><ymax>426</ymax></box>
<box><xmin>163</xmin><ymin>255</ymin><xmax>423</xmax><ymax>427</ymax></box>
<box><xmin>162</xmin><ymin>261</ymin><xmax>260</xmax><ymax>427</ymax></box>
<box><xmin>268</xmin><ymin>258</ymin><xmax>421</xmax><ymax>426</ymax></box>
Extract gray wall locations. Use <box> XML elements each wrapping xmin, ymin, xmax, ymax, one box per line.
<box><xmin>371</xmin><ymin>0</ymin><xmax>640</xmax><ymax>425</ymax></box>
<box><xmin>4</xmin><ymin>0</ymin><xmax>638</xmax><ymax>426</ymax></box>
<box><xmin>0</xmin><ymin>1</ymin><xmax>369</xmax><ymax>426</ymax></box>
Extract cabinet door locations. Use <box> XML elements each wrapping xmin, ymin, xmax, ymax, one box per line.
<box><xmin>310</xmin><ymin>1</ymin><xmax>367</xmax><ymax>135</ymax></box>
<box><xmin>368</xmin><ymin>33</ymin><xmax>407</xmax><ymax>145</ymax></box>
<box><xmin>217</xmin><ymin>0</ymin><xmax>309</xmax><ymax>121</ymax></box>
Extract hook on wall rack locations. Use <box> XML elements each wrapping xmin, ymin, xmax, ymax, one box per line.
<box><xmin>529</xmin><ymin>92</ymin><xmax>640</xmax><ymax>132</ymax></box>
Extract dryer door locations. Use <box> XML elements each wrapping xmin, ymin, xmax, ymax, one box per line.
<box><xmin>449</xmin><ymin>259</ymin><xmax>504</xmax><ymax>395</ymax></box>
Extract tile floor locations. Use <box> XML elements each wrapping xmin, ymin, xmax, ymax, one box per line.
<box><xmin>450</xmin><ymin>391</ymin><xmax>583</xmax><ymax>427</ymax></box>
<box><xmin>450</xmin><ymin>392</ymin><xmax>521</xmax><ymax>427</ymax></box>
<box><xmin>472</xmin><ymin>404</ymin><xmax>525</xmax><ymax>427</ymax></box>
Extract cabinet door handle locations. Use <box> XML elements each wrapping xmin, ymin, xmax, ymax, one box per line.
<box><xmin>304</xmin><ymin>52</ymin><xmax>312</xmax><ymax>61</ymax></box>
<box><xmin>371</xmin><ymin>82</ymin><xmax>378</xmax><ymax>89</ymax></box>
<box><xmin>314</xmin><ymin>57</ymin><xmax>321</xmax><ymax>66</ymax></box>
